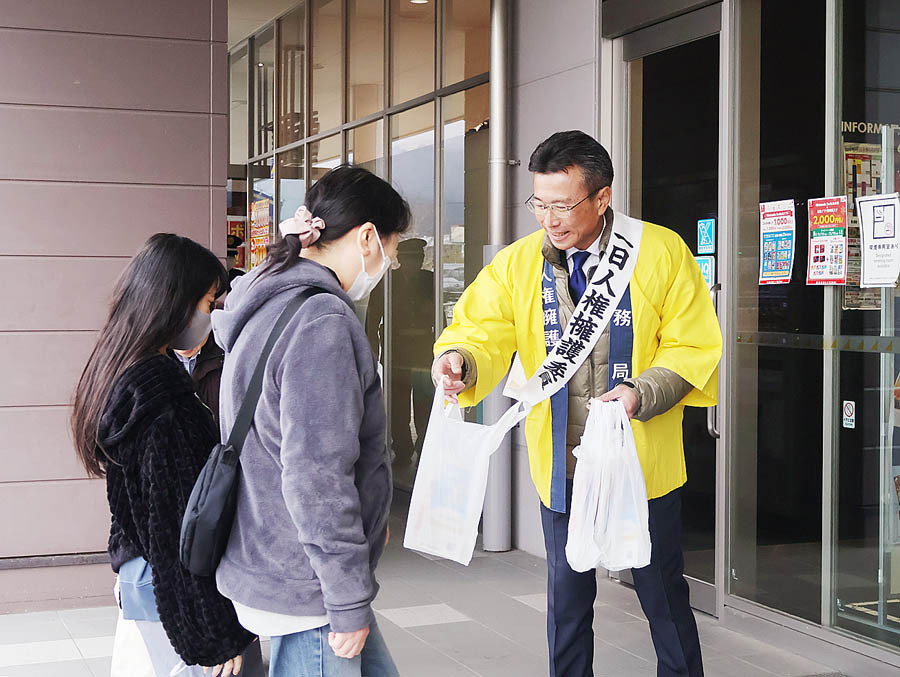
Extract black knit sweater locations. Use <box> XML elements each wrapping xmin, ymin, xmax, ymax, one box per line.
<box><xmin>99</xmin><ymin>354</ymin><xmax>254</xmax><ymax>667</ymax></box>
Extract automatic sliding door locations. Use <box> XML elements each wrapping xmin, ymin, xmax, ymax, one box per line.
<box><xmin>620</xmin><ymin>10</ymin><xmax>721</xmax><ymax>616</ymax></box>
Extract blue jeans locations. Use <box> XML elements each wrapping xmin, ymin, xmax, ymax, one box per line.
<box><xmin>269</xmin><ymin>622</ymin><xmax>398</xmax><ymax>677</ymax></box>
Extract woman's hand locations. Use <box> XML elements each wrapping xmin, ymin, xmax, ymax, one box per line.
<box><xmin>328</xmin><ymin>626</ymin><xmax>370</xmax><ymax>659</ymax></box>
<box><xmin>204</xmin><ymin>655</ymin><xmax>242</xmax><ymax>676</ymax></box>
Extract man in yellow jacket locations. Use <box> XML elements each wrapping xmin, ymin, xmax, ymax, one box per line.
<box><xmin>433</xmin><ymin>131</ymin><xmax>721</xmax><ymax>677</ymax></box>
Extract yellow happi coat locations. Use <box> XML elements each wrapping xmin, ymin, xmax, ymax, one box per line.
<box><xmin>435</xmin><ymin>218</ymin><xmax>722</xmax><ymax>508</ymax></box>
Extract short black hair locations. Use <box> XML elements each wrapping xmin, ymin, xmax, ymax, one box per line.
<box><xmin>528</xmin><ymin>130</ymin><xmax>614</xmax><ymax>194</ymax></box>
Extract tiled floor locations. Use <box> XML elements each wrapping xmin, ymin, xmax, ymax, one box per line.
<box><xmin>0</xmin><ymin>510</ymin><xmax>847</xmax><ymax>676</ymax></box>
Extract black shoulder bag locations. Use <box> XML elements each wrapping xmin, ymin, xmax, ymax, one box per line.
<box><xmin>179</xmin><ymin>287</ymin><xmax>323</xmax><ymax>576</ymax></box>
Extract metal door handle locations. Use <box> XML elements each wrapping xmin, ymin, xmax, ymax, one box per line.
<box><xmin>707</xmin><ymin>283</ymin><xmax>721</xmax><ymax>439</ymax></box>
<box><xmin>707</xmin><ymin>405</ymin><xmax>720</xmax><ymax>439</ymax></box>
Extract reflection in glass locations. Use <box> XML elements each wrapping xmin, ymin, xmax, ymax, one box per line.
<box><xmin>348</xmin><ymin>0</ymin><xmax>384</xmax><ymax>120</ymax></box>
<box><xmin>441</xmin><ymin>85</ymin><xmax>489</xmax><ymax>332</ymax></box>
<box><xmin>443</xmin><ymin>0</ymin><xmax>490</xmax><ymax>86</ymax></box>
<box><xmin>348</xmin><ymin>120</ymin><xmax>385</xmax><ymax>177</ymax></box>
<box><xmin>229</xmin><ymin>46</ymin><xmax>249</xmax><ymax>164</ymax></box>
<box><xmin>226</xmin><ymin>167</ymin><xmax>248</xmax><ymax>272</ymax></box>
<box><xmin>629</xmin><ymin>37</ymin><xmax>719</xmax><ymax>589</ymax></box>
<box><xmin>832</xmin><ymin>0</ymin><xmax>900</xmax><ymax>650</ymax></box>
<box><xmin>731</xmin><ymin>0</ymin><xmax>825</xmax><ymax>624</ymax></box>
<box><xmin>390</xmin><ymin>104</ymin><xmax>435</xmax><ymax>251</ymax></box>
<box><xmin>248</xmin><ymin>159</ymin><xmax>275</xmax><ymax>269</ymax></box>
<box><xmin>309</xmin><ymin>135</ymin><xmax>342</xmax><ymax>183</ymax></box>
<box><xmin>279</xmin><ymin>5</ymin><xmax>306</xmax><ymax>147</ymax></box>
<box><xmin>252</xmin><ymin>27</ymin><xmax>275</xmax><ymax>156</ymax></box>
<box><xmin>278</xmin><ymin>147</ymin><xmax>306</xmax><ymax>226</ymax></box>
<box><xmin>390</xmin><ymin>0</ymin><xmax>435</xmax><ymax>105</ymax></box>
<box><xmin>311</xmin><ymin>0</ymin><xmax>343</xmax><ymax>134</ymax></box>
<box><xmin>352</xmin><ymin>119</ymin><xmax>387</xmax><ymax>419</ymax></box>
<box><xmin>367</xmin><ymin>104</ymin><xmax>435</xmax><ymax>489</ymax></box>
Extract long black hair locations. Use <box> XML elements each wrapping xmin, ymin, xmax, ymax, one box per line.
<box><xmin>262</xmin><ymin>164</ymin><xmax>412</xmax><ymax>276</ymax></box>
<box><xmin>71</xmin><ymin>234</ymin><xmax>228</xmax><ymax>477</ymax></box>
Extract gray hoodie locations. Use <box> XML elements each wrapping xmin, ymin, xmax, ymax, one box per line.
<box><xmin>212</xmin><ymin>258</ymin><xmax>391</xmax><ymax>634</ymax></box>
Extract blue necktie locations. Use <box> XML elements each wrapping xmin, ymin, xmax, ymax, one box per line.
<box><xmin>568</xmin><ymin>251</ymin><xmax>591</xmax><ymax>303</ymax></box>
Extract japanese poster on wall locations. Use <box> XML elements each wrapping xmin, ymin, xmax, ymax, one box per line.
<box><xmin>842</xmin><ymin>142</ymin><xmax>882</xmax><ymax>309</ymax></box>
<box><xmin>858</xmin><ymin>192</ymin><xmax>900</xmax><ymax>287</ymax></box>
<box><xmin>806</xmin><ymin>196</ymin><xmax>847</xmax><ymax>285</ymax></box>
<box><xmin>249</xmin><ymin>198</ymin><xmax>272</xmax><ymax>269</ymax></box>
<box><xmin>844</xmin><ymin>143</ymin><xmax>882</xmax><ymax>226</ymax></box>
<box><xmin>758</xmin><ymin>199</ymin><xmax>796</xmax><ymax>285</ymax></box>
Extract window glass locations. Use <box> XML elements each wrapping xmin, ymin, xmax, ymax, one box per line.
<box><xmin>730</xmin><ymin>0</ymin><xmax>826</xmax><ymax>623</ymax></box>
<box><xmin>348</xmin><ymin>0</ymin><xmax>385</xmax><ymax>120</ymax></box>
<box><xmin>440</xmin><ymin>85</ymin><xmax>489</xmax><ymax>331</ymax></box>
<box><xmin>248</xmin><ymin>158</ymin><xmax>275</xmax><ymax>269</ymax></box>
<box><xmin>831</xmin><ymin>0</ymin><xmax>900</xmax><ymax>650</ymax></box>
<box><xmin>309</xmin><ymin>134</ymin><xmax>342</xmax><ymax>183</ymax></box>
<box><xmin>226</xmin><ymin>169</ymin><xmax>248</xmax><ymax>272</ymax></box>
<box><xmin>390</xmin><ymin>0</ymin><xmax>435</xmax><ymax>104</ymax></box>
<box><xmin>311</xmin><ymin>0</ymin><xmax>343</xmax><ymax>134</ymax></box>
<box><xmin>252</xmin><ymin>27</ymin><xmax>276</xmax><ymax>156</ymax></box>
<box><xmin>348</xmin><ymin>120</ymin><xmax>385</xmax><ymax>177</ymax></box>
<box><xmin>279</xmin><ymin>5</ymin><xmax>306</xmax><ymax>146</ymax></box>
<box><xmin>229</xmin><ymin>46</ymin><xmax>249</xmax><ymax>164</ymax></box>
<box><xmin>278</xmin><ymin>147</ymin><xmax>306</xmax><ymax>226</ymax></box>
<box><xmin>367</xmin><ymin>104</ymin><xmax>435</xmax><ymax>490</ymax></box>
<box><xmin>443</xmin><ymin>0</ymin><xmax>490</xmax><ymax>86</ymax></box>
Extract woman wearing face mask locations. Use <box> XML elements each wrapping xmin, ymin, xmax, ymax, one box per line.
<box><xmin>170</xmin><ymin>285</ymin><xmax>226</xmax><ymax>425</ymax></box>
<box><xmin>212</xmin><ymin>166</ymin><xmax>409</xmax><ymax>677</ymax></box>
<box><xmin>71</xmin><ymin>234</ymin><xmax>263</xmax><ymax>677</ymax></box>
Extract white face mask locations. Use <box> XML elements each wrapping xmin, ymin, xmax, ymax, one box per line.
<box><xmin>346</xmin><ymin>233</ymin><xmax>391</xmax><ymax>301</ymax></box>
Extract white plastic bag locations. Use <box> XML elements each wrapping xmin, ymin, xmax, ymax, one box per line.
<box><xmin>566</xmin><ymin>400</ymin><xmax>652</xmax><ymax>572</ymax></box>
<box><xmin>404</xmin><ymin>386</ymin><xmax>529</xmax><ymax>564</ymax></box>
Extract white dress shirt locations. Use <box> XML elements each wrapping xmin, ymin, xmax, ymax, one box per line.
<box><xmin>565</xmin><ymin>226</ymin><xmax>605</xmax><ymax>279</ymax></box>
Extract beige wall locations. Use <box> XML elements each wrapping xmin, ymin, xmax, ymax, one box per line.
<box><xmin>508</xmin><ymin>0</ymin><xmax>602</xmax><ymax>558</ymax></box>
<box><xmin>0</xmin><ymin>0</ymin><xmax>228</xmax><ymax>606</ymax></box>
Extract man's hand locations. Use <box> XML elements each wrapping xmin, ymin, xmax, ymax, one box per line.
<box><xmin>597</xmin><ymin>384</ymin><xmax>639</xmax><ymax>419</ymax></box>
<box><xmin>328</xmin><ymin>627</ymin><xmax>369</xmax><ymax>659</ymax></box>
<box><xmin>431</xmin><ymin>352</ymin><xmax>466</xmax><ymax>403</ymax></box>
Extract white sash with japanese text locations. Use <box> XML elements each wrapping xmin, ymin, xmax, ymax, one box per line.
<box><xmin>507</xmin><ymin>213</ymin><xmax>644</xmax><ymax>406</ymax></box>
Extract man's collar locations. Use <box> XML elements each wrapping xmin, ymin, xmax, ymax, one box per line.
<box><xmin>565</xmin><ymin>223</ymin><xmax>604</xmax><ymax>260</ymax></box>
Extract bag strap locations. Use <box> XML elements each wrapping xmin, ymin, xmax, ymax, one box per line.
<box><xmin>226</xmin><ymin>287</ymin><xmax>324</xmax><ymax>451</ymax></box>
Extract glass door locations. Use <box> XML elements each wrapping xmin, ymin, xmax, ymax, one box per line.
<box><xmin>618</xmin><ymin>7</ymin><xmax>722</xmax><ymax>616</ymax></box>
<box><xmin>830</xmin><ymin>0</ymin><xmax>900</xmax><ymax>651</ymax></box>
<box><xmin>729</xmin><ymin>0</ymin><xmax>827</xmax><ymax>625</ymax></box>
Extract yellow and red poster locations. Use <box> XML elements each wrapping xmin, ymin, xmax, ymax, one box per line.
<box><xmin>227</xmin><ymin>216</ymin><xmax>247</xmax><ymax>269</ymax></box>
<box><xmin>806</xmin><ymin>196</ymin><xmax>848</xmax><ymax>286</ymax></box>
<box><xmin>249</xmin><ymin>198</ymin><xmax>271</xmax><ymax>269</ymax></box>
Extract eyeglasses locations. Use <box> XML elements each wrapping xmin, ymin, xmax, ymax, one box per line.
<box><xmin>525</xmin><ymin>191</ymin><xmax>598</xmax><ymax>219</ymax></box>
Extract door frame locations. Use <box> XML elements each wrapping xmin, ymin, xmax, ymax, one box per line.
<box><xmin>600</xmin><ymin>1</ymin><xmax>734</xmax><ymax>619</ymax></box>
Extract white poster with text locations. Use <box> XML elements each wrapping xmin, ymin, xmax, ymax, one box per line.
<box><xmin>858</xmin><ymin>192</ymin><xmax>900</xmax><ymax>287</ymax></box>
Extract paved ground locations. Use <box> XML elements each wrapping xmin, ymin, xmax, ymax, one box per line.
<box><xmin>0</xmin><ymin>510</ymin><xmax>846</xmax><ymax>676</ymax></box>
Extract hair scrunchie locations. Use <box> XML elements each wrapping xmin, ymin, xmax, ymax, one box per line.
<box><xmin>278</xmin><ymin>205</ymin><xmax>325</xmax><ymax>247</ymax></box>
